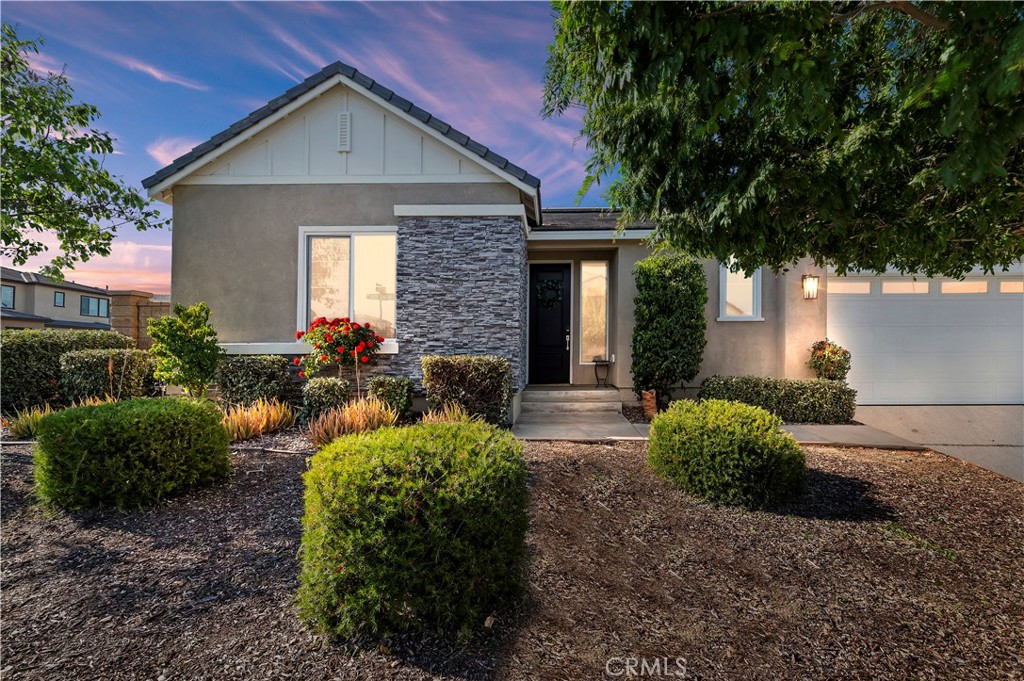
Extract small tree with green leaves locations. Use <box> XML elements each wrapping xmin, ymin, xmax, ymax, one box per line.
<box><xmin>631</xmin><ymin>253</ymin><xmax>707</xmax><ymax>406</ymax></box>
<box><xmin>147</xmin><ymin>302</ymin><xmax>222</xmax><ymax>398</ymax></box>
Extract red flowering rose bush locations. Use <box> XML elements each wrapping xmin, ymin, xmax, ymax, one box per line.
<box><xmin>296</xmin><ymin>317</ymin><xmax>387</xmax><ymax>396</ymax></box>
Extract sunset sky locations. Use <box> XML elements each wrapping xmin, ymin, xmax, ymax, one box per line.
<box><xmin>2</xmin><ymin>1</ymin><xmax>598</xmax><ymax>294</ymax></box>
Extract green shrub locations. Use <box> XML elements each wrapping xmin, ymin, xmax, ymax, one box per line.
<box><xmin>34</xmin><ymin>398</ymin><xmax>231</xmax><ymax>509</ymax></box>
<box><xmin>298</xmin><ymin>422</ymin><xmax>528</xmax><ymax>638</ymax></box>
<box><xmin>420</xmin><ymin>355</ymin><xmax>512</xmax><ymax>425</ymax></box>
<box><xmin>301</xmin><ymin>377</ymin><xmax>351</xmax><ymax>421</ymax></box>
<box><xmin>698</xmin><ymin>375</ymin><xmax>857</xmax><ymax>424</ymax></box>
<box><xmin>648</xmin><ymin>399</ymin><xmax>806</xmax><ymax>509</ymax></box>
<box><xmin>807</xmin><ymin>339</ymin><xmax>852</xmax><ymax>381</ymax></box>
<box><xmin>0</xmin><ymin>329</ymin><xmax>133</xmax><ymax>413</ymax></box>
<box><xmin>631</xmin><ymin>253</ymin><xmax>708</xmax><ymax>406</ymax></box>
<box><xmin>215</xmin><ymin>355</ymin><xmax>292</xmax><ymax>406</ymax></box>
<box><xmin>147</xmin><ymin>302</ymin><xmax>223</xmax><ymax>398</ymax></box>
<box><xmin>367</xmin><ymin>375</ymin><xmax>414</xmax><ymax>421</ymax></box>
<box><xmin>59</xmin><ymin>349</ymin><xmax>157</xmax><ymax>403</ymax></box>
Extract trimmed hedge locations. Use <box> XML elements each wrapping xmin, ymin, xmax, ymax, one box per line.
<box><xmin>649</xmin><ymin>399</ymin><xmax>806</xmax><ymax>509</ymax></box>
<box><xmin>698</xmin><ymin>375</ymin><xmax>857</xmax><ymax>424</ymax></box>
<box><xmin>421</xmin><ymin>355</ymin><xmax>512</xmax><ymax>425</ymax></box>
<box><xmin>301</xmin><ymin>377</ymin><xmax>351</xmax><ymax>421</ymax></box>
<box><xmin>215</xmin><ymin>355</ymin><xmax>292</xmax><ymax>406</ymax></box>
<box><xmin>59</xmin><ymin>349</ymin><xmax>157</xmax><ymax>403</ymax></box>
<box><xmin>367</xmin><ymin>375</ymin><xmax>414</xmax><ymax>422</ymax></box>
<box><xmin>298</xmin><ymin>422</ymin><xmax>528</xmax><ymax>638</ymax></box>
<box><xmin>631</xmin><ymin>253</ymin><xmax>708</xmax><ymax>405</ymax></box>
<box><xmin>34</xmin><ymin>398</ymin><xmax>231</xmax><ymax>509</ymax></box>
<box><xmin>0</xmin><ymin>329</ymin><xmax>133</xmax><ymax>414</ymax></box>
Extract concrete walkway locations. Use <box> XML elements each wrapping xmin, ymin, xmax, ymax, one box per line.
<box><xmin>855</xmin><ymin>406</ymin><xmax>1024</xmax><ymax>482</ymax></box>
<box><xmin>512</xmin><ymin>413</ymin><xmax>648</xmax><ymax>440</ymax></box>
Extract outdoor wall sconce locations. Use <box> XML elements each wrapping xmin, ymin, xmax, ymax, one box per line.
<box><xmin>802</xmin><ymin>274</ymin><xmax>820</xmax><ymax>300</ymax></box>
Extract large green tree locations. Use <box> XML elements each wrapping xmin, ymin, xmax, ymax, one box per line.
<box><xmin>544</xmin><ymin>1</ymin><xmax>1024</xmax><ymax>277</ymax></box>
<box><xmin>1</xmin><ymin>24</ymin><xmax>165</xmax><ymax>280</ymax></box>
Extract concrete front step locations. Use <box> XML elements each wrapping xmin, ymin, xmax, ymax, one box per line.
<box><xmin>521</xmin><ymin>389</ymin><xmax>621</xmax><ymax>403</ymax></box>
<box><xmin>520</xmin><ymin>401</ymin><xmax>622</xmax><ymax>414</ymax></box>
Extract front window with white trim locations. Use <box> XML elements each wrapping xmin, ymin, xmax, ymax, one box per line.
<box><xmin>718</xmin><ymin>261</ymin><xmax>763</xmax><ymax>321</ymax></box>
<box><xmin>302</xmin><ymin>228</ymin><xmax>396</xmax><ymax>338</ymax></box>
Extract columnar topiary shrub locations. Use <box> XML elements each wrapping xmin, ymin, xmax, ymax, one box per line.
<box><xmin>631</xmin><ymin>253</ymin><xmax>707</xmax><ymax>406</ymax></box>
<box><xmin>648</xmin><ymin>399</ymin><xmax>806</xmax><ymax>509</ymax></box>
<box><xmin>807</xmin><ymin>339</ymin><xmax>852</xmax><ymax>381</ymax></box>
<box><xmin>59</xmin><ymin>349</ymin><xmax>157</xmax><ymax>403</ymax></box>
<box><xmin>698</xmin><ymin>375</ymin><xmax>857</xmax><ymax>424</ymax></box>
<box><xmin>0</xmin><ymin>329</ymin><xmax>133</xmax><ymax>413</ymax></box>
<box><xmin>34</xmin><ymin>398</ymin><xmax>231</xmax><ymax>509</ymax></box>
<box><xmin>215</xmin><ymin>355</ymin><xmax>292</xmax><ymax>406</ymax></box>
<box><xmin>301</xmin><ymin>377</ymin><xmax>351</xmax><ymax>421</ymax></box>
<box><xmin>298</xmin><ymin>422</ymin><xmax>528</xmax><ymax>638</ymax></box>
<box><xmin>420</xmin><ymin>355</ymin><xmax>512</xmax><ymax>425</ymax></box>
<box><xmin>367</xmin><ymin>375</ymin><xmax>414</xmax><ymax>422</ymax></box>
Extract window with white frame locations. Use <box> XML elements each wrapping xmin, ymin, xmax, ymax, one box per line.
<box><xmin>580</xmin><ymin>260</ymin><xmax>609</xmax><ymax>362</ymax></box>
<box><xmin>302</xmin><ymin>229</ymin><xmax>397</xmax><ymax>338</ymax></box>
<box><xmin>718</xmin><ymin>261</ymin><xmax>762</xmax><ymax>320</ymax></box>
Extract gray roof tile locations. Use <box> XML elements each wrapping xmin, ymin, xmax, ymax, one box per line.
<box><xmin>141</xmin><ymin>60</ymin><xmax>541</xmax><ymax>191</ymax></box>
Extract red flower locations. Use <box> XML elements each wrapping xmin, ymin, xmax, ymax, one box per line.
<box><xmin>341</xmin><ymin>317</ymin><xmax>350</xmax><ymax>323</ymax></box>
<box><xmin>352</xmin><ymin>322</ymin><xmax>361</xmax><ymax>329</ymax></box>
<box><xmin>376</xmin><ymin>335</ymin><xmax>385</xmax><ymax>343</ymax></box>
<box><xmin>351</xmin><ymin>350</ymin><xmax>358</xmax><ymax>357</ymax></box>
<box><xmin>298</xmin><ymin>371</ymin><xmax>306</xmax><ymax>378</ymax></box>
<box><xmin>320</xmin><ymin>355</ymin><xmax>328</xmax><ymax>362</ymax></box>
<box><xmin>312</xmin><ymin>317</ymin><xmax>326</xmax><ymax>327</ymax></box>
<box><xmin>366</xmin><ymin>340</ymin><xmax>374</xmax><ymax>348</ymax></box>
<box><xmin>292</xmin><ymin>357</ymin><xmax>301</xmax><ymax>366</ymax></box>
<box><xmin>296</xmin><ymin>330</ymin><xmax>305</xmax><ymax>340</ymax></box>
<box><xmin>325</xmin><ymin>333</ymin><xmax>333</xmax><ymax>343</ymax></box>
<box><xmin>361</xmin><ymin>356</ymin><xmax>369</xmax><ymax>363</ymax></box>
<box><xmin>356</xmin><ymin>342</ymin><xmax>366</xmax><ymax>352</ymax></box>
<box><xmin>365</xmin><ymin>322</ymin><xmax>372</xmax><ymax>329</ymax></box>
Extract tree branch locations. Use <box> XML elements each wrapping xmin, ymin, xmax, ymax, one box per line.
<box><xmin>833</xmin><ymin>1</ymin><xmax>951</xmax><ymax>31</ymax></box>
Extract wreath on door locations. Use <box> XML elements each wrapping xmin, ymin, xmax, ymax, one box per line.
<box><xmin>536</xmin><ymin>279</ymin><xmax>563</xmax><ymax>309</ymax></box>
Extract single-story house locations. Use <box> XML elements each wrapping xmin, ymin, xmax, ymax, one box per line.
<box><xmin>141</xmin><ymin>61</ymin><xmax>1024</xmax><ymax>417</ymax></box>
<box><xmin>1</xmin><ymin>267</ymin><xmax>113</xmax><ymax>331</ymax></box>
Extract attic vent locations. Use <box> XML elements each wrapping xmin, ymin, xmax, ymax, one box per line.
<box><xmin>337</xmin><ymin>112</ymin><xmax>351</xmax><ymax>152</ymax></box>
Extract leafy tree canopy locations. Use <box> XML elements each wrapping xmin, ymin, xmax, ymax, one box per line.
<box><xmin>1</xmin><ymin>23</ymin><xmax>165</xmax><ymax>280</ymax></box>
<box><xmin>544</xmin><ymin>1</ymin><xmax>1024</xmax><ymax>277</ymax></box>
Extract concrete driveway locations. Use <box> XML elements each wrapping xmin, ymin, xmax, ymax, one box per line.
<box><xmin>855</xmin><ymin>406</ymin><xmax>1024</xmax><ymax>482</ymax></box>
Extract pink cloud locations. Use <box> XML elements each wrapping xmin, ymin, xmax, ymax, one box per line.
<box><xmin>146</xmin><ymin>137</ymin><xmax>201</xmax><ymax>166</ymax></box>
<box><xmin>9</xmin><ymin>236</ymin><xmax>172</xmax><ymax>294</ymax></box>
<box><xmin>97</xmin><ymin>50</ymin><xmax>210</xmax><ymax>91</ymax></box>
<box><xmin>24</xmin><ymin>51</ymin><xmax>67</xmax><ymax>77</ymax></box>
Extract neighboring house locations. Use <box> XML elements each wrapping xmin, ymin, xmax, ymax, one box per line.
<box><xmin>142</xmin><ymin>61</ymin><xmax>1024</xmax><ymax>415</ymax></box>
<box><xmin>1</xmin><ymin>267</ymin><xmax>112</xmax><ymax>331</ymax></box>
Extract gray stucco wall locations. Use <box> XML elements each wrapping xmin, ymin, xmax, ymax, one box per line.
<box><xmin>393</xmin><ymin>216</ymin><xmax>528</xmax><ymax>392</ymax></box>
<box><xmin>170</xmin><ymin>182</ymin><xmax>521</xmax><ymax>342</ymax></box>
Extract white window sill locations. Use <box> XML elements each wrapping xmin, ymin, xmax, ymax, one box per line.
<box><xmin>716</xmin><ymin>316</ymin><xmax>766</xmax><ymax>322</ymax></box>
<box><xmin>220</xmin><ymin>340</ymin><xmax>399</xmax><ymax>355</ymax></box>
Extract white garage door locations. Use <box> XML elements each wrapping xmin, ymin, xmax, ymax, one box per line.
<box><xmin>826</xmin><ymin>274</ymin><xmax>1024</xmax><ymax>405</ymax></box>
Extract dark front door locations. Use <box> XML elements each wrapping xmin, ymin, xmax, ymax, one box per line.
<box><xmin>529</xmin><ymin>264</ymin><xmax>571</xmax><ymax>384</ymax></box>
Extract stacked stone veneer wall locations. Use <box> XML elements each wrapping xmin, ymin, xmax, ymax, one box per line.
<box><xmin>384</xmin><ymin>215</ymin><xmax>528</xmax><ymax>394</ymax></box>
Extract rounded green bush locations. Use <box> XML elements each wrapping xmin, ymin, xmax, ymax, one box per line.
<box><xmin>301</xmin><ymin>376</ymin><xmax>351</xmax><ymax>421</ymax></box>
<box><xmin>298</xmin><ymin>422</ymin><xmax>528</xmax><ymax>639</ymax></box>
<box><xmin>34</xmin><ymin>398</ymin><xmax>231</xmax><ymax>509</ymax></box>
<box><xmin>648</xmin><ymin>399</ymin><xmax>806</xmax><ymax>509</ymax></box>
<box><xmin>367</xmin><ymin>375</ymin><xmax>414</xmax><ymax>421</ymax></box>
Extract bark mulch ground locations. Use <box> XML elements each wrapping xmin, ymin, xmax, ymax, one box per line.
<box><xmin>2</xmin><ymin>434</ymin><xmax>1022</xmax><ymax>680</ymax></box>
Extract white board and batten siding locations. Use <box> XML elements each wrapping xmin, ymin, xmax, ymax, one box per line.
<box><xmin>826</xmin><ymin>272</ymin><xmax>1024</xmax><ymax>405</ymax></box>
<box><xmin>180</xmin><ymin>85</ymin><xmax>494</xmax><ymax>184</ymax></box>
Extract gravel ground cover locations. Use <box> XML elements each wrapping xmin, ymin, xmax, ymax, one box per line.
<box><xmin>2</xmin><ymin>434</ymin><xmax>1021</xmax><ymax>680</ymax></box>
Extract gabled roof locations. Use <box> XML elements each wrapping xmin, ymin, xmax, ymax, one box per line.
<box><xmin>141</xmin><ymin>61</ymin><xmax>542</xmax><ymax>193</ymax></box>
<box><xmin>1</xmin><ymin>267</ymin><xmax>111</xmax><ymax>295</ymax></box>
